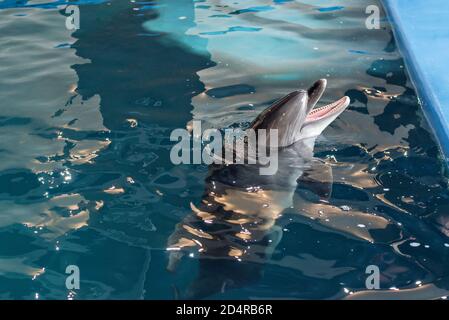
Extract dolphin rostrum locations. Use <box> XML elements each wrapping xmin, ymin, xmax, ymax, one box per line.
<box><xmin>166</xmin><ymin>79</ymin><xmax>351</xmax><ymax>298</ymax></box>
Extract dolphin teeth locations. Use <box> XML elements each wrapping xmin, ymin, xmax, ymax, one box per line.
<box><xmin>306</xmin><ymin>96</ymin><xmax>349</xmax><ymax>121</ymax></box>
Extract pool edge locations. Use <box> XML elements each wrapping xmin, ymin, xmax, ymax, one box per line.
<box><xmin>381</xmin><ymin>0</ymin><xmax>449</xmax><ymax>165</ymax></box>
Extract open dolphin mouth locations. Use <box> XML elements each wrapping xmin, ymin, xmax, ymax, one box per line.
<box><xmin>249</xmin><ymin>78</ymin><xmax>350</xmax><ymax>146</ymax></box>
<box><xmin>305</xmin><ymin>96</ymin><xmax>350</xmax><ymax>123</ymax></box>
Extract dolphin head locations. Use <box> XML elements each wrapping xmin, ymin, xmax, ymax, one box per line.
<box><xmin>250</xmin><ymin>79</ymin><xmax>350</xmax><ymax>147</ymax></box>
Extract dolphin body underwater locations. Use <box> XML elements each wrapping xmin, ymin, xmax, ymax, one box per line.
<box><xmin>165</xmin><ymin>79</ymin><xmax>356</xmax><ymax>298</ymax></box>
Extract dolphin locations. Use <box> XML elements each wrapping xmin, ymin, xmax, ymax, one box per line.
<box><xmin>166</xmin><ymin>79</ymin><xmax>351</xmax><ymax>298</ymax></box>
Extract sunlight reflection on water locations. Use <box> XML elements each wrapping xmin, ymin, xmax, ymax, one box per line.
<box><xmin>0</xmin><ymin>0</ymin><xmax>448</xmax><ymax>299</ymax></box>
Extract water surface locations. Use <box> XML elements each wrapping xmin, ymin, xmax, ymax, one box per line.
<box><xmin>0</xmin><ymin>0</ymin><xmax>448</xmax><ymax>299</ymax></box>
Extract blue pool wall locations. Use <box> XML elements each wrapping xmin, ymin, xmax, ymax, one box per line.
<box><xmin>382</xmin><ymin>0</ymin><xmax>449</xmax><ymax>162</ymax></box>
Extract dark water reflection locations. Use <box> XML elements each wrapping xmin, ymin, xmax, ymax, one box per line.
<box><xmin>0</xmin><ymin>0</ymin><xmax>448</xmax><ymax>299</ymax></box>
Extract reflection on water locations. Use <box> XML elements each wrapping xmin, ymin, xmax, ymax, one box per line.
<box><xmin>0</xmin><ymin>0</ymin><xmax>448</xmax><ymax>299</ymax></box>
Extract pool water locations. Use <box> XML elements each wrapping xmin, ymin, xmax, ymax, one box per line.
<box><xmin>0</xmin><ymin>0</ymin><xmax>448</xmax><ymax>299</ymax></box>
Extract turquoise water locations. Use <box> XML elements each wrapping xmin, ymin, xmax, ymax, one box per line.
<box><xmin>0</xmin><ymin>0</ymin><xmax>448</xmax><ymax>299</ymax></box>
